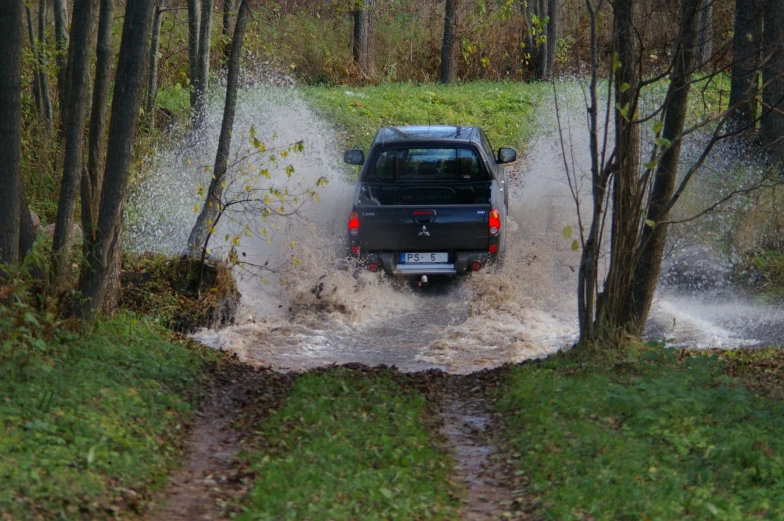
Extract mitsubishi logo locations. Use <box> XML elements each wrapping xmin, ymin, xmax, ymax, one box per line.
<box><xmin>418</xmin><ymin>225</ymin><xmax>430</xmax><ymax>237</ymax></box>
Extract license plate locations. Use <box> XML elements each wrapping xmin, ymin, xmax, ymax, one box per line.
<box><xmin>400</xmin><ymin>252</ymin><xmax>448</xmax><ymax>264</ymax></box>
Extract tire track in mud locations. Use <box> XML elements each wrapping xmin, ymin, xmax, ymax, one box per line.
<box><xmin>147</xmin><ymin>362</ymin><xmax>295</xmax><ymax>521</ymax></box>
<box><xmin>149</xmin><ymin>363</ymin><xmax>539</xmax><ymax>521</ymax></box>
<box><xmin>437</xmin><ymin>373</ymin><xmax>539</xmax><ymax>521</ymax></box>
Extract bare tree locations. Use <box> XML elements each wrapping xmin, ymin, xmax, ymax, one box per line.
<box><xmin>352</xmin><ymin>0</ymin><xmax>375</xmax><ymax>76</ymax></box>
<box><xmin>566</xmin><ymin>0</ymin><xmax>780</xmax><ymax>346</ymax></box>
<box><xmin>187</xmin><ymin>0</ymin><xmax>200</xmax><ymax>109</ymax></box>
<box><xmin>695</xmin><ymin>0</ymin><xmax>713</xmax><ymax>68</ymax></box>
<box><xmin>728</xmin><ymin>0</ymin><xmax>762</xmax><ymax>134</ymax></box>
<box><xmin>441</xmin><ymin>0</ymin><xmax>457</xmax><ymax>84</ymax></box>
<box><xmin>82</xmin><ymin>0</ymin><xmax>115</xmax><ymax>248</ymax></box>
<box><xmin>52</xmin><ymin>0</ymin><xmax>95</xmax><ymax>290</ymax></box>
<box><xmin>147</xmin><ymin>0</ymin><xmax>165</xmax><ymax>125</ymax></box>
<box><xmin>194</xmin><ymin>0</ymin><xmax>214</xmax><ymax>117</ymax></box>
<box><xmin>186</xmin><ymin>0</ymin><xmax>250</xmax><ymax>257</ymax></box>
<box><xmin>78</xmin><ymin>0</ymin><xmax>156</xmax><ymax>321</ymax></box>
<box><xmin>0</xmin><ymin>0</ymin><xmax>23</xmax><ymax>265</ymax></box>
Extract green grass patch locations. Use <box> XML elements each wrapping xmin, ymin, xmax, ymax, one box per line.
<box><xmin>498</xmin><ymin>347</ymin><xmax>784</xmax><ymax>520</ymax></box>
<box><xmin>239</xmin><ymin>367</ymin><xmax>460</xmax><ymax>521</ymax></box>
<box><xmin>302</xmin><ymin>81</ymin><xmax>550</xmax><ymax>153</ymax></box>
<box><xmin>0</xmin><ymin>313</ymin><xmax>218</xmax><ymax>520</ymax></box>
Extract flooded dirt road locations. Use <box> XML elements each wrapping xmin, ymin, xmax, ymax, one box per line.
<box><xmin>130</xmin><ymin>86</ymin><xmax>784</xmax><ymax>375</ymax></box>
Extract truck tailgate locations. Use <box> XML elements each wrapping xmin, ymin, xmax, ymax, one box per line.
<box><xmin>358</xmin><ymin>205</ymin><xmax>490</xmax><ymax>251</ymax></box>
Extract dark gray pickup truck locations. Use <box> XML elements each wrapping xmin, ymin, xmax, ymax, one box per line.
<box><xmin>344</xmin><ymin>125</ymin><xmax>516</xmax><ymax>279</ymax></box>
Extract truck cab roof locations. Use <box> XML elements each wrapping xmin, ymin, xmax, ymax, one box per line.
<box><xmin>373</xmin><ymin>125</ymin><xmax>482</xmax><ymax>147</ymax></box>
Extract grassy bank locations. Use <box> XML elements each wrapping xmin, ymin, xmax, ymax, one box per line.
<box><xmin>498</xmin><ymin>346</ymin><xmax>784</xmax><ymax>520</ymax></box>
<box><xmin>238</xmin><ymin>367</ymin><xmax>460</xmax><ymax>521</ymax></box>
<box><xmin>303</xmin><ymin>81</ymin><xmax>550</xmax><ymax>153</ymax></box>
<box><xmin>0</xmin><ymin>313</ymin><xmax>219</xmax><ymax>520</ymax></box>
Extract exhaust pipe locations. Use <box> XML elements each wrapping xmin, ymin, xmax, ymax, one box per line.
<box><xmin>417</xmin><ymin>275</ymin><xmax>428</xmax><ymax>287</ymax></box>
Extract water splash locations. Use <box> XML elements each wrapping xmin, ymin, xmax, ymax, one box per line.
<box><xmin>129</xmin><ymin>80</ymin><xmax>783</xmax><ymax>375</ymax></box>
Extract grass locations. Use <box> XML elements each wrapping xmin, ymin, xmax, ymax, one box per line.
<box><xmin>498</xmin><ymin>346</ymin><xmax>784</xmax><ymax>520</ymax></box>
<box><xmin>0</xmin><ymin>313</ymin><xmax>219</xmax><ymax>520</ymax></box>
<box><xmin>302</xmin><ymin>81</ymin><xmax>551</xmax><ymax>153</ymax></box>
<box><xmin>238</xmin><ymin>367</ymin><xmax>460</xmax><ymax>521</ymax></box>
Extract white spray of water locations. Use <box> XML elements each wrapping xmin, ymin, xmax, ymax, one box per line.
<box><xmin>129</xmin><ymin>81</ymin><xmax>783</xmax><ymax>374</ymax></box>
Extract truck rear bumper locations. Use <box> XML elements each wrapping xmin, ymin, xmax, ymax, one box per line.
<box><xmin>357</xmin><ymin>251</ymin><xmax>490</xmax><ymax>275</ymax></box>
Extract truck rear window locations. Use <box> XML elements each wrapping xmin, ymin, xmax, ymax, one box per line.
<box><xmin>370</xmin><ymin>147</ymin><xmax>484</xmax><ymax>182</ymax></box>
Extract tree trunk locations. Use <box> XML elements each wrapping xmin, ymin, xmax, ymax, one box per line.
<box><xmin>537</xmin><ymin>0</ymin><xmax>548</xmax><ymax>79</ymax></box>
<box><xmin>52</xmin><ymin>0</ymin><xmax>95</xmax><ymax>290</ymax></box>
<box><xmin>761</xmin><ymin>0</ymin><xmax>784</xmax><ymax>162</ymax></box>
<box><xmin>187</xmin><ymin>0</ymin><xmax>200</xmax><ymax>110</ymax></box>
<box><xmin>81</xmin><ymin>0</ymin><xmax>114</xmax><ymax>253</ymax></box>
<box><xmin>186</xmin><ymin>0</ymin><xmax>250</xmax><ymax>257</ymax></box>
<box><xmin>54</xmin><ymin>0</ymin><xmax>68</xmax><ymax>132</ymax></box>
<box><xmin>0</xmin><ymin>0</ymin><xmax>23</xmax><ymax>265</ymax></box>
<box><xmin>596</xmin><ymin>0</ymin><xmax>642</xmax><ymax>331</ymax></box>
<box><xmin>194</xmin><ymin>0</ymin><xmax>213</xmax><ymax>118</ymax></box>
<box><xmin>221</xmin><ymin>0</ymin><xmax>233</xmax><ymax>60</ymax></box>
<box><xmin>26</xmin><ymin>6</ymin><xmax>43</xmax><ymax>117</ymax></box>
<box><xmin>78</xmin><ymin>0</ymin><xmax>155</xmax><ymax>321</ymax></box>
<box><xmin>728</xmin><ymin>0</ymin><xmax>762</xmax><ymax>134</ymax></box>
<box><xmin>38</xmin><ymin>0</ymin><xmax>53</xmax><ymax>127</ymax></box>
<box><xmin>545</xmin><ymin>0</ymin><xmax>558</xmax><ymax>78</ymax></box>
<box><xmin>440</xmin><ymin>0</ymin><xmax>457</xmax><ymax>84</ymax></box>
<box><xmin>353</xmin><ymin>2</ymin><xmax>370</xmax><ymax>75</ymax></box>
<box><xmin>577</xmin><ymin>0</ymin><xmax>607</xmax><ymax>343</ymax></box>
<box><xmin>627</xmin><ymin>0</ymin><xmax>703</xmax><ymax>334</ymax></box>
<box><xmin>696</xmin><ymin>1</ymin><xmax>713</xmax><ymax>68</ymax></box>
<box><xmin>147</xmin><ymin>0</ymin><xmax>164</xmax><ymax>126</ymax></box>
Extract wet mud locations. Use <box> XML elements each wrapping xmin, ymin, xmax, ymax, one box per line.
<box><xmin>148</xmin><ymin>362</ymin><xmax>294</xmax><ymax>521</ymax></box>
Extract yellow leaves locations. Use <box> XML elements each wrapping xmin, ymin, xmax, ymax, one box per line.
<box><xmin>290</xmin><ymin>241</ymin><xmax>296</xmax><ymax>248</ymax></box>
<box><xmin>193</xmin><ymin>204</ymin><xmax>199</xmax><ymax>212</ymax></box>
<box><xmin>209</xmin><ymin>226</ymin><xmax>216</xmax><ymax>234</ymax></box>
<box><xmin>232</xmin><ymin>235</ymin><xmax>240</xmax><ymax>246</ymax></box>
<box><xmin>246</xmin><ymin>184</ymin><xmax>253</xmax><ymax>192</ymax></box>
<box><xmin>265</xmin><ymin>194</ymin><xmax>271</xmax><ymax>205</ymax></box>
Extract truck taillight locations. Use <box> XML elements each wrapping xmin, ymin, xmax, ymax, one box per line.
<box><xmin>348</xmin><ymin>211</ymin><xmax>359</xmax><ymax>236</ymax></box>
<box><xmin>489</xmin><ymin>208</ymin><xmax>501</xmax><ymax>236</ymax></box>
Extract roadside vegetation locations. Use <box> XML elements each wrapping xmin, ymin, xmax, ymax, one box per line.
<box><xmin>498</xmin><ymin>346</ymin><xmax>784</xmax><ymax>520</ymax></box>
<box><xmin>238</xmin><ymin>368</ymin><xmax>460</xmax><ymax>521</ymax></box>
<box><xmin>0</xmin><ymin>305</ymin><xmax>219</xmax><ymax>519</ymax></box>
<box><xmin>304</xmin><ymin>81</ymin><xmax>549</xmax><ymax>152</ymax></box>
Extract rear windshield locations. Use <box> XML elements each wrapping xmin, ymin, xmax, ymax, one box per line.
<box><xmin>368</xmin><ymin>147</ymin><xmax>485</xmax><ymax>182</ymax></box>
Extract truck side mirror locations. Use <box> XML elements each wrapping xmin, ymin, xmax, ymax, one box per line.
<box><xmin>344</xmin><ymin>149</ymin><xmax>365</xmax><ymax>165</ymax></box>
<box><xmin>497</xmin><ymin>147</ymin><xmax>516</xmax><ymax>164</ymax></box>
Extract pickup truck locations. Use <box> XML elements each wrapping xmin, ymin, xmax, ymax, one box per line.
<box><xmin>344</xmin><ymin>125</ymin><xmax>516</xmax><ymax>279</ymax></box>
